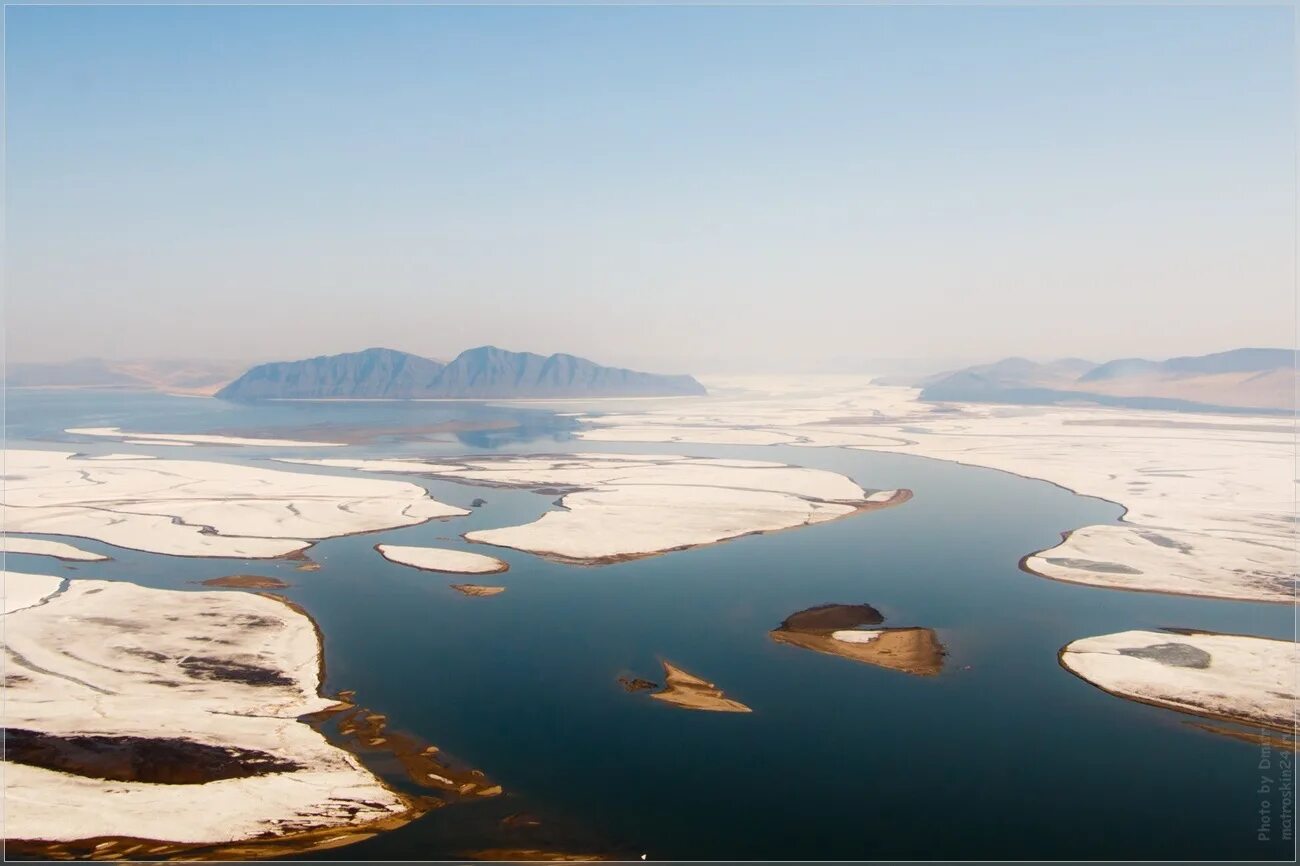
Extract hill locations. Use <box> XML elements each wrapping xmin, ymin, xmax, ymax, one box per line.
<box><xmin>912</xmin><ymin>348</ymin><xmax>1293</xmax><ymax>414</ymax></box>
<box><xmin>216</xmin><ymin>346</ymin><xmax>706</xmax><ymax>401</ymax></box>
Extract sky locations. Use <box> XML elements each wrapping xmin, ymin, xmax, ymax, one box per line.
<box><xmin>5</xmin><ymin>4</ymin><xmax>1295</xmax><ymax>374</ymax></box>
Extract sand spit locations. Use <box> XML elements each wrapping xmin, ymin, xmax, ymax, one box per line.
<box><xmin>200</xmin><ymin>574</ymin><xmax>291</xmax><ymax>589</ymax></box>
<box><xmin>1186</xmin><ymin>721</ymin><xmax>1297</xmax><ymax>752</ymax></box>
<box><xmin>279</xmin><ymin>454</ymin><xmax>906</xmax><ymax>564</ymax></box>
<box><xmin>0</xmin><ymin>537</ymin><xmax>108</xmax><ymax>562</ymax></box>
<box><xmin>567</xmin><ymin>377</ymin><xmax>1293</xmax><ymax>602</ymax></box>
<box><xmin>66</xmin><ymin>427</ymin><xmax>346</xmax><ymax>448</ymax></box>
<box><xmin>647</xmin><ymin>662</ymin><xmax>751</xmax><ymax>713</ymax></box>
<box><xmin>376</xmin><ymin>544</ymin><xmax>509</xmax><ymax>574</ymax></box>
<box><xmin>770</xmin><ymin>603</ymin><xmax>945</xmax><ymax>676</ymax></box>
<box><xmin>2</xmin><ymin>449</ymin><xmax>467</xmax><ymax>558</ymax></box>
<box><xmin>1060</xmin><ymin>629</ymin><xmax>1298</xmax><ymax>730</ymax></box>
<box><xmin>450</xmin><ymin>584</ymin><xmax>507</xmax><ymax>597</ymax></box>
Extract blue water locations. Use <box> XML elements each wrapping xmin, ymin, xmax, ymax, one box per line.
<box><xmin>5</xmin><ymin>390</ymin><xmax>1294</xmax><ymax>860</ymax></box>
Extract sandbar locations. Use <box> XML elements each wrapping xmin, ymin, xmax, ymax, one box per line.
<box><xmin>647</xmin><ymin>662</ymin><xmax>751</xmax><ymax>713</ymax></box>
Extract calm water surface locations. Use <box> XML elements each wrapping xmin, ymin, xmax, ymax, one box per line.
<box><xmin>6</xmin><ymin>390</ymin><xmax>1293</xmax><ymax>860</ymax></box>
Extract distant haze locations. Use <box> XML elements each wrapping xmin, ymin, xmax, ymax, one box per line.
<box><xmin>6</xmin><ymin>5</ymin><xmax>1294</xmax><ymax>374</ymax></box>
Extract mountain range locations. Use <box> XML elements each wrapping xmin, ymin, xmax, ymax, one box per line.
<box><xmin>214</xmin><ymin>346</ymin><xmax>707</xmax><ymax>400</ymax></box>
<box><xmin>905</xmin><ymin>348</ymin><xmax>1294</xmax><ymax>414</ymax></box>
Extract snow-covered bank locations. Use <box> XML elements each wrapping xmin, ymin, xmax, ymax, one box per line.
<box><xmin>0</xmin><ymin>537</ymin><xmax>108</xmax><ymax>561</ymax></box>
<box><xmin>66</xmin><ymin>427</ymin><xmax>345</xmax><ymax>447</ymax></box>
<box><xmin>569</xmin><ymin>377</ymin><xmax>1293</xmax><ymax>602</ymax></box>
<box><xmin>280</xmin><ymin>453</ymin><xmax>904</xmax><ymax>564</ymax></box>
<box><xmin>2</xmin><ymin>450</ymin><xmax>467</xmax><ymax>558</ymax></box>
<box><xmin>2</xmin><ymin>574</ymin><xmax>414</xmax><ymax>845</ymax></box>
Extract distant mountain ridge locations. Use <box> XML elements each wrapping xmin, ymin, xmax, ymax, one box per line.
<box><xmin>906</xmin><ymin>348</ymin><xmax>1294</xmax><ymax>414</ymax></box>
<box><xmin>216</xmin><ymin>346</ymin><xmax>707</xmax><ymax>401</ymax></box>
<box><xmin>215</xmin><ymin>348</ymin><xmax>447</xmax><ymax>400</ymax></box>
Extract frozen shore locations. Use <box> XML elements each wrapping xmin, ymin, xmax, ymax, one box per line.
<box><xmin>2</xmin><ymin>450</ymin><xmax>468</xmax><ymax>558</ymax></box>
<box><xmin>66</xmin><ymin>426</ymin><xmax>345</xmax><ymax>447</ymax></box>
<box><xmin>280</xmin><ymin>453</ymin><xmax>906</xmax><ymax>564</ymax></box>
<box><xmin>570</xmin><ymin>377</ymin><xmax>1293</xmax><ymax>602</ymax></box>
<box><xmin>0</xmin><ymin>537</ymin><xmax>108</xmax><ymax>561</ymax></box>
<box><xmin>2</xmin><ymin>573</ymin><xmax>418</xmax><ymax>847</ymax></box>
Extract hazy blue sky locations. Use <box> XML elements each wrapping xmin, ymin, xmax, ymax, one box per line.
<box><xmin>6</xmin><ymin>4</ymin><xmax>1294</xmax><ymax>373</ymax></box>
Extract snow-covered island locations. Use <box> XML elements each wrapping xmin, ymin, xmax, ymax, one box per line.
<box><xmin>375</xmin><ymin>544</ymin><xmax>509</xmax><ymax>574</ymax></box>
<box><xmin>1060</xmin><ymin>630</ymin><xmax>1297</xmax><ymax>731</ymax></box>
<box><xmin>2</xmin><ymin>450</ymin><xmax>468</xmax><ymax>558</ymax></box>
<box><xmin>2</xmin><ymin>572</ymin><xmax>430</xmax><ymax>856</ymax></box>
<box><xmin>279</xmin><ymin>453</ymin><xmax>909</xmax><ymax>564</ymax></box>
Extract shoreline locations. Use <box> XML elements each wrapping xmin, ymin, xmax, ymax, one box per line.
<box><xmin>1055</xmin><ymin>633</ymin><xmax>1297</xmax><ymax>734</ymax></box>
<box><xmin>2</xmin><ymin>508</ymin><xmax>468</xmax><ymax>563</ymax></box>
<box><xmin>1015</xmin><ymin>538</ymin><xmax>1295</xmax><ymax>606</ymax></box>
<box><xmin>5</xmin><ymin>588</ymin><xmax>498</xmax><ymax>861</ymax></box>
<box><xmin>461</xmin><ymin>488</ymin><xmax>913</xmax><ymax>567</ymax></box>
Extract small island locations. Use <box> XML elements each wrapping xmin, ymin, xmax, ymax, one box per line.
<box><xmin>450</xmin><ymin>584</ymin><xmax>507</xmax><ymax>597</ymax></box>
<box><xmin>644</xmin><ymin>662</ymin><xmax>751</xmax><ymax>713</ymax></box>
<box><xmin>769</xmin><ymin>603</ymin><xmax>945</xmax><ymax>676</ymax></box>
<box><xmin>1059</xmin><ymin>629</ymin><xmax>1297</xmax><ymax>730</ymax></box>
<box><xmin>283</xmin><ymin>454</ymin><xmax>911</xmax><ymax>565</ymax></box>
<box><xmin>200</xmin><ymin>574</ymin><xmax>291</xmax><ymax>589</ymax></box>
<box><xmin>375</xmin><ymin>544</ymin><xmax>509</xmax><ymax>574</ymax></box>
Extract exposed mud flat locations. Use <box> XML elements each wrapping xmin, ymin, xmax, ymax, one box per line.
<box><xmin>450</xmin><ymin>584</ymin><xmax>507</xmax><ymax>597</ymax></box>
<box><xmin>199</xmin><ymin>574</ymin><xmax>291</xmax><ymax>589</ymax></box>
<box><xmin>3</xmin><ymin>728</ymin><xmax>305</xmax><ymax>785</ymax></box>
<box><xmin>617</xmin><ymin>675</ymin><xmax>658</xmax><ymax>693</ymax></box>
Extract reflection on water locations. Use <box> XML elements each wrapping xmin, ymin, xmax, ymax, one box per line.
<box><xmin>4</xmin><ymin>389</ymin><xmax>1294</xmax><ymax>861</ymax></box>
<box><xmin>5</xmin><ymin>389</ymin><xmax>580</xmax><ymax>451</ymax></box>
